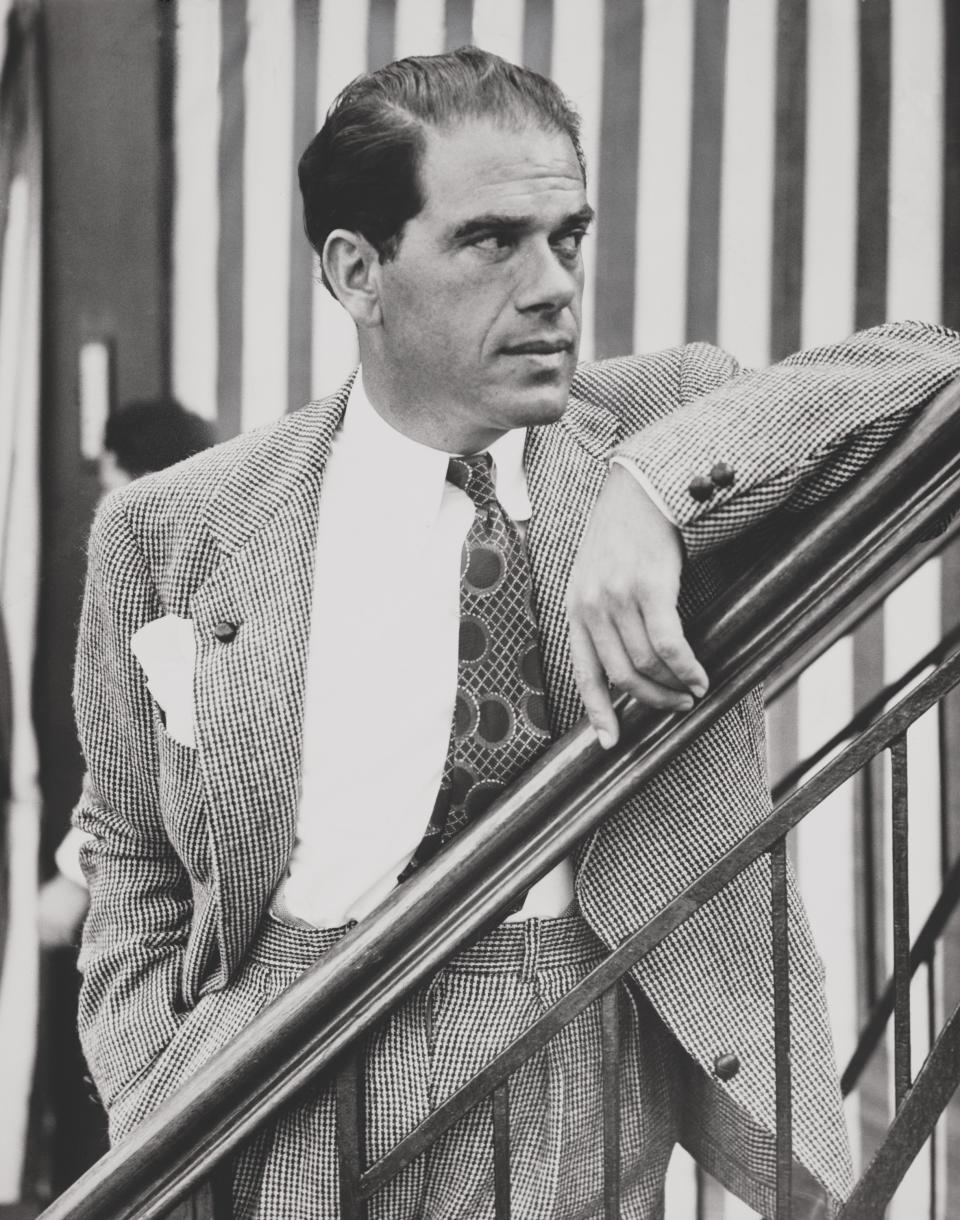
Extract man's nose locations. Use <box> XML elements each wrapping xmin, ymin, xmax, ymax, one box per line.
<box><xmin>514</xmin><ymin>239</ymin><xmax>579</xmax><ymax>314</ymax></box>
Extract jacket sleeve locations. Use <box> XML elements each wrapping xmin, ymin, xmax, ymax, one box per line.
<box><xmin>613</xmin><ymin>321</ymin><xmax>960</xmax><ymax>559</ymax></box>
<box><xmin>72</xmin><ymin>495</ymin><xmax>191</xmax><ymax>1130</ymax></box>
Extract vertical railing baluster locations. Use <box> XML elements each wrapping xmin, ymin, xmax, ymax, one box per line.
<box><xmin>337</xmin><ymin>1049</ymin><xmax>366</xmax><ymax>1220</ymax></box>
<box><xmin>927</xmin><ymin>954</ymin><xmax>938</xmax><ymax>1220</ymax></box>
<box><xmin>891</xmin><ymin>733</ymin><xmax>912</xmax><ymax>1110</ymax></box>
<box><xmin>771</xmin><ymin>837</ymin><xmax>793</xmax><ymax>1220</ymax></box>
<box><xmin>492</xmin><ymin>1082</ymin><xmax>511</xmax><ymax>1219</ymax></box>
<box><xmin>600</xmin><ymin>986</ymin><xmax>621</xmax><ymax>1219</ymax></box>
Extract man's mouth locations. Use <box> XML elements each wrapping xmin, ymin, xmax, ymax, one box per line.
<box><xmin>502</xmin><ymin>338</ymin><xmax>574</xmax><ymax>356</ymax></box>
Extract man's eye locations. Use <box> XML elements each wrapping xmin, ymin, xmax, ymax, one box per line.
<box><xmin>554</xmin><ymin>231</ymin><xmax>586</xmax><ymax>258</ymax></box>
<box><xmin>472</xmin><ymin>233</ymin><xmax>513</xmax><ymax>252</ymax></box>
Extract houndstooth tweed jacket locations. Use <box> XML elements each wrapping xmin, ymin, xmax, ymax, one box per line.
<box><xmin>74</xmin><ymin>321</ymin><xmax>960</xmax><ymax>1216</ymax></box>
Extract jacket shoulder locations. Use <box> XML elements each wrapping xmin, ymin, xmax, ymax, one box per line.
<box><xmin>112</xmin><ymin>408</ymin><xmax>313</xmax><ymax>526</ymax></box>
<box><xmin>87</xmin><ymin>403</ymin><xmax>332</xmax><ymax>599</ymax></box>
<box><xmin>570</xmin><ymin>344</ymin><xmax>739</xmax><ymax>426</ymax></box>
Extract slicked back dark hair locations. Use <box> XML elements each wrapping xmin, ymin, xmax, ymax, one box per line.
<box><xmin>298</xmin><ymin>46</ymin><xmax>585</xmax><ymax>294</ymax></box>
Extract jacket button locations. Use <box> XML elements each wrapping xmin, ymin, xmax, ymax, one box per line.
<box><xmin>710</xmin><ymin>461</ymin><xmax>736</xmax><ymax>488</ymax></box>
<box><xmin>212</xmin><ymin>621</ymin><xmax>239</xmax><ymax>643</ymax></box>
<box><xmin>713</xmin><ymin>1052</ymin><xmax>740</xmax><ymax>1081</ymax></box>
<box><xmin>688</xmin><ymin>475</ymin><xmax>715</xmax><ymax>503</ymax></box>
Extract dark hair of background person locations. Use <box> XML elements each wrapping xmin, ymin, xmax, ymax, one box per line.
<box><xmin>298</xmin><ymin>45</ymin><xmax>586</xmax><ymax>294</ymax></box>
<box><xmin>104</xmin><ymin>398</ymin><xmax>218</xmax><ymax>479</ymax></box>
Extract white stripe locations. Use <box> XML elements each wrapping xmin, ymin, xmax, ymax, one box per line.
<box><xmin>78</xmin><ymin>341</ymin><xmax>111</xmax><ymax>460</ymax></box>
<box><xmin>634</xmin><ymin>0</ymin><xmax>695</xmax><ymax>354</ymax></box>
<box><xmin>0</xmin><ymin>171</ymin><xmax>41</xmax><ymax>1203</ymax></box>
<box><xmin>472</xmin><ymin>0</ymin><xmax>525</xmax><ymax>65</ymax></box>
<box><xmin>242</xmin><ymin>0</ymin><xmax>295</xmax><ymax>430</ymax></box>
<box><xmin>394</xmin><ymin>0</ymin><xmax>445</xmax><ymax>58</ymax></box>
<box><xmin>887</xmin><ymin>0</ymin><xmax>944</xmax><ymax>323</ymax></box>
<box><xmin>316</xmin><ymin>0</ymin><xmax>369</xmax><ymax>123</ymax></box>
<box><xmin>551</xmin><ymin>0</ymin><xmax>604</xmax><ymax>363</ymax></box>
<box><xmin>802</xmin><ymin>0</ymin><xmax>858</xmax><ymax>347</ymax></box>
<box><xmin>795</xmin><ymin>638</ymin><xmax>861</xmax><ymax>1173</ymax></box>
<box><xmin>884</xmin><ymin>558</ymin><xmax>941</xmax><ymax>1218</ymax></box>
<box><xmin>172</xmin><ymin>0</ymin><xmax>221</xmax><ymax>421</ymax></box>
<box><xmin>795</xmin><ymin>13</ymin><xmax>863</xmax><ymax>1176</ymax></box>
<box><xmin>311</xmin><ymin>0</ymin><xmax>367</xmax><ymax>400</ymax></box>
<box><xmin>717</xmin><ymin>0</ymin><xmax>777</xmax><ymax>367</ymax></box>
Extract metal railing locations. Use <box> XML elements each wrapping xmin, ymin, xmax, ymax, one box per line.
<box><xmin>40</xmin><ymin>377</ymin><xmax>960</xmax><ymax>1220</ymax></box>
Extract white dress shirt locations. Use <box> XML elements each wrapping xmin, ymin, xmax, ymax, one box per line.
<box><xmin>278</xmin><ymin>374</ymin><xmax>574</xmax><ymax>928</ymax></box>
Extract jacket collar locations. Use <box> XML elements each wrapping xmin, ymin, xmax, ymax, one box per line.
<box><xmin>202</xmin><ymin>376</ymin><xmax>353</xmax><ymax>556</ymax></box>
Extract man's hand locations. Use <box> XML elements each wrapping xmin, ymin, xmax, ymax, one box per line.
<box><xmin>38</xmin><ymin>872</ymin><xmax>90</xmax><ymax>948</ymax></box>
<box><xmin>566</xmin><ymin>463</ymin><xmax>709</xmax><ymax>748</ymax></box>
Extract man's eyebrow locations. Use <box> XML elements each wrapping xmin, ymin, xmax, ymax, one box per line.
<box><xmin>447</xmin><ymin>204</ymin><xmax>595</xmax><ymax>244</ymax></box>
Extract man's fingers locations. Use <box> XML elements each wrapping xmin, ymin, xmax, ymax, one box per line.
<box><xmin>568</xmin><ymin>620</ymin><xmax>619</xmax><ymax>748</ymax></box>
<box><xmin>596</xmin><ymin>618</ymin><xmax>696</xmax><ymax>711</ymax></box>
<box><xmin>640</xmin><ymin>602</ymin><xmax>709</xmax><ymax>696</ymax></box>
<box><xmin>570</xmin><ymin>614</ymin><xmax>697</xmax><ymax>749</ymax></box>
<box><xmin>615</xmin><ymin>612</ymin><xmax>690</xmax><ymax>693</ymax></box>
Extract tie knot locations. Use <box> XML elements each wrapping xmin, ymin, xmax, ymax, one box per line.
<box><xmin>447</xmin><ymin>452</ymin><xmax>496</xmax><ymax>505</ymax></box>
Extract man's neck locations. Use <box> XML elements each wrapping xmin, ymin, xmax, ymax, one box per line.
<box><xmin>359</xmin><ymin>362</ymin><xmax>505</xmax><ymax>455</ymax></box>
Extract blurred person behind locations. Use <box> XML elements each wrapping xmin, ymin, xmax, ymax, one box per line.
<box><xmin>39</xmin><ymin>399</ymin><xmax>216</xmax><ymax>948</ymax></box>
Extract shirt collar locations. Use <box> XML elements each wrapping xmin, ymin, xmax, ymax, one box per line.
<box><xmin>344</xmin><ymin>371</ymin><xmax>531</xmax><ymax>525</ymax></box>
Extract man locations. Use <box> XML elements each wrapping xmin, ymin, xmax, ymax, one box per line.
<box><xmin>73</xmin><ymin>48</ymin><xmax>960</xmax><ymax>1219</ymax></box>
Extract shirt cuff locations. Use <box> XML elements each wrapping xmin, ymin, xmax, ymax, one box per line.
<box><xmin>610</xmin><ymin>456</ymin><xmax>677</xmax><ymax>525</ymax></box>
<box><xmin>55</xmin><ymin>825</ymin><xmax>93</xmax><ymax>889</ymax></box>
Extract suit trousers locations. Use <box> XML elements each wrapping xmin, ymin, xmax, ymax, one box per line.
<box><xmin>207</xmin><ymin>908</ymin><xmax>684</xmax><ymax>1220</ymax></box>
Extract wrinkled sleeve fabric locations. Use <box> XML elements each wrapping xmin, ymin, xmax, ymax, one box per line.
<box><xmin>72</xmin><ymin>494</ymin><xmax>191</xmax><ymax>1132</ymax></box>
<box><xmin>613</xmin><ymin>321</ymin><xmax>960</xmax><ymax>559</ymax></box>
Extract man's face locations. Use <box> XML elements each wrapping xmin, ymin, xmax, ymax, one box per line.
<box><xmin>371</xmin><ymin>117</ymin><xmax>591</xmax><ymax>453</ymax></box>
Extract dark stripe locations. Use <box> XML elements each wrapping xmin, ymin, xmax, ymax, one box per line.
<box><xmin>943</xmin><ymin>0</ymin><xmax>960</xmax><ymax>330</ymax></box>
<box><xmin>890</xmin><ymin>735</ymin><xmax>912</xmax><ymax>1109</ymax></box>
<box><xmin>594</xmin><ymin>0</ymin><xmax>643</xmax><ymax>359</ymax></box>
<box><xmin>771</xmin><ymin>837</ymin><xmax>793</xmax><ymax>1218</ymax></box>
<box><xmin>368</xmin><ymin>0</ymin><xmax>396</xmax><ymax>70</ymax></box>
<box><xmin>941</xmin><ymin>546</ymin><xmax>960</xmax><ymax>1220</ymax></box>
<box><xmin>944</xmin><ymin>19</ymin><xmax>960</xmax><ymax>1205</ymax></box>
<box><xmin>854</xmin><ymin>0</ymin><xmax>890</xmax><ymax>329</ymax></box>
<box><xmin>686</xmin><ymin>0</ymin><xmax>728</xmax><ymax>345</ymax></box>
<box><xmin>157</xmin><ymin>0</ymin><xmax>177</xmax><ymax>397</ymax></box>
<box><xmin>445</xmin><ymin>0</ymin><xmax>473</xmax><ymax>52</ymax></box>
<box><xmin>770</xmin><ymin>0</ymin><xmax>806</xmax><ymax>361</ymax></box>
<box><xmin>288</xmin><ymin>0</ymin><xmax>320</xmax><ymax>414</ymax></box>
<box><xmin>852</xmin><ymin>1</ymin><xmax>893</xmax><ymax>1164</ymax></box>
<box><xmin>522</xmin><ymin>0</ymin><xmax>553</xmax><ymax>75</ymax></box>
<box><xmin>216</xmin><ymin>0</ymin><xmax>247</xmax><ymax>438</ymax></box>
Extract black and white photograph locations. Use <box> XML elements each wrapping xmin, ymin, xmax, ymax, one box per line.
<box><xmin>1</xmin><ymin>1</ymin><xmax>959</xmax><ymax>1217</ymax></box>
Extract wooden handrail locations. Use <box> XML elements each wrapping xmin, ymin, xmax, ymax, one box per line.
<box><xmin>41</xmin><ymin>379</ymin><xmax>960</xmax><ymax>1220</ymax></box>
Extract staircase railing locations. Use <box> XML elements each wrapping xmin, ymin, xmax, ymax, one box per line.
<box><xmin>40</xmin><ymin>377</ymin><xmax>960</xmax><ymax>1220</ymax></box>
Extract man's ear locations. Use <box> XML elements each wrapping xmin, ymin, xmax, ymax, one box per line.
<box><xmin>322</xmin><ymin>229</ymin><xmax>383</xmax><ymax>327</ymax></box>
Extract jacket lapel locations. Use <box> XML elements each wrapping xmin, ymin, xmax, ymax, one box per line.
<box><xmin>189</xmin><ymin>380</ymin><xmax>351</xmax><ymax>970</ymax></box>
<box><xmin>525</xmin><ymin>395</ymin><xmax>621</xmax><ymax>738</ymax></box>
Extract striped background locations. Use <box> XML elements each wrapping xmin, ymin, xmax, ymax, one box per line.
<box><xmin>91</xmin><ymin>0</ymin><xmax>960</xmax><ymax>1215</ymax></box>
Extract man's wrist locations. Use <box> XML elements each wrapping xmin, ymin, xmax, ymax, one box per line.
<box><xmin>609</xmin><ymin>456</ymin><xmax>677</xmax><ymax>525</ymax></box>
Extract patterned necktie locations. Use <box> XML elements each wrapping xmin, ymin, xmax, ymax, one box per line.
<box><xmin>399</xmin><ymin>452</ymin><xmax>552</xmax><ymax>881</ymax></box>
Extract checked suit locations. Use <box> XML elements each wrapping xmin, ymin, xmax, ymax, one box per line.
<box><xmin>73</xmin><ymin>321</ymin><xmax>960</xmax><ymax>1217</ymax></box>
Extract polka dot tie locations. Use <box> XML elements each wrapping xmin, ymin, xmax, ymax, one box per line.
<box><xmin>399</xmin><ymin>452</ymin><xmax>552</xmax><ymax>883</ymax></box>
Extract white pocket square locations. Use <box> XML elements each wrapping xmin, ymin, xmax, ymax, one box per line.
<box><xmin>130</xmin><ymin>614</ymin><xmax>197</xmax><ymax>748</ymax></box>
